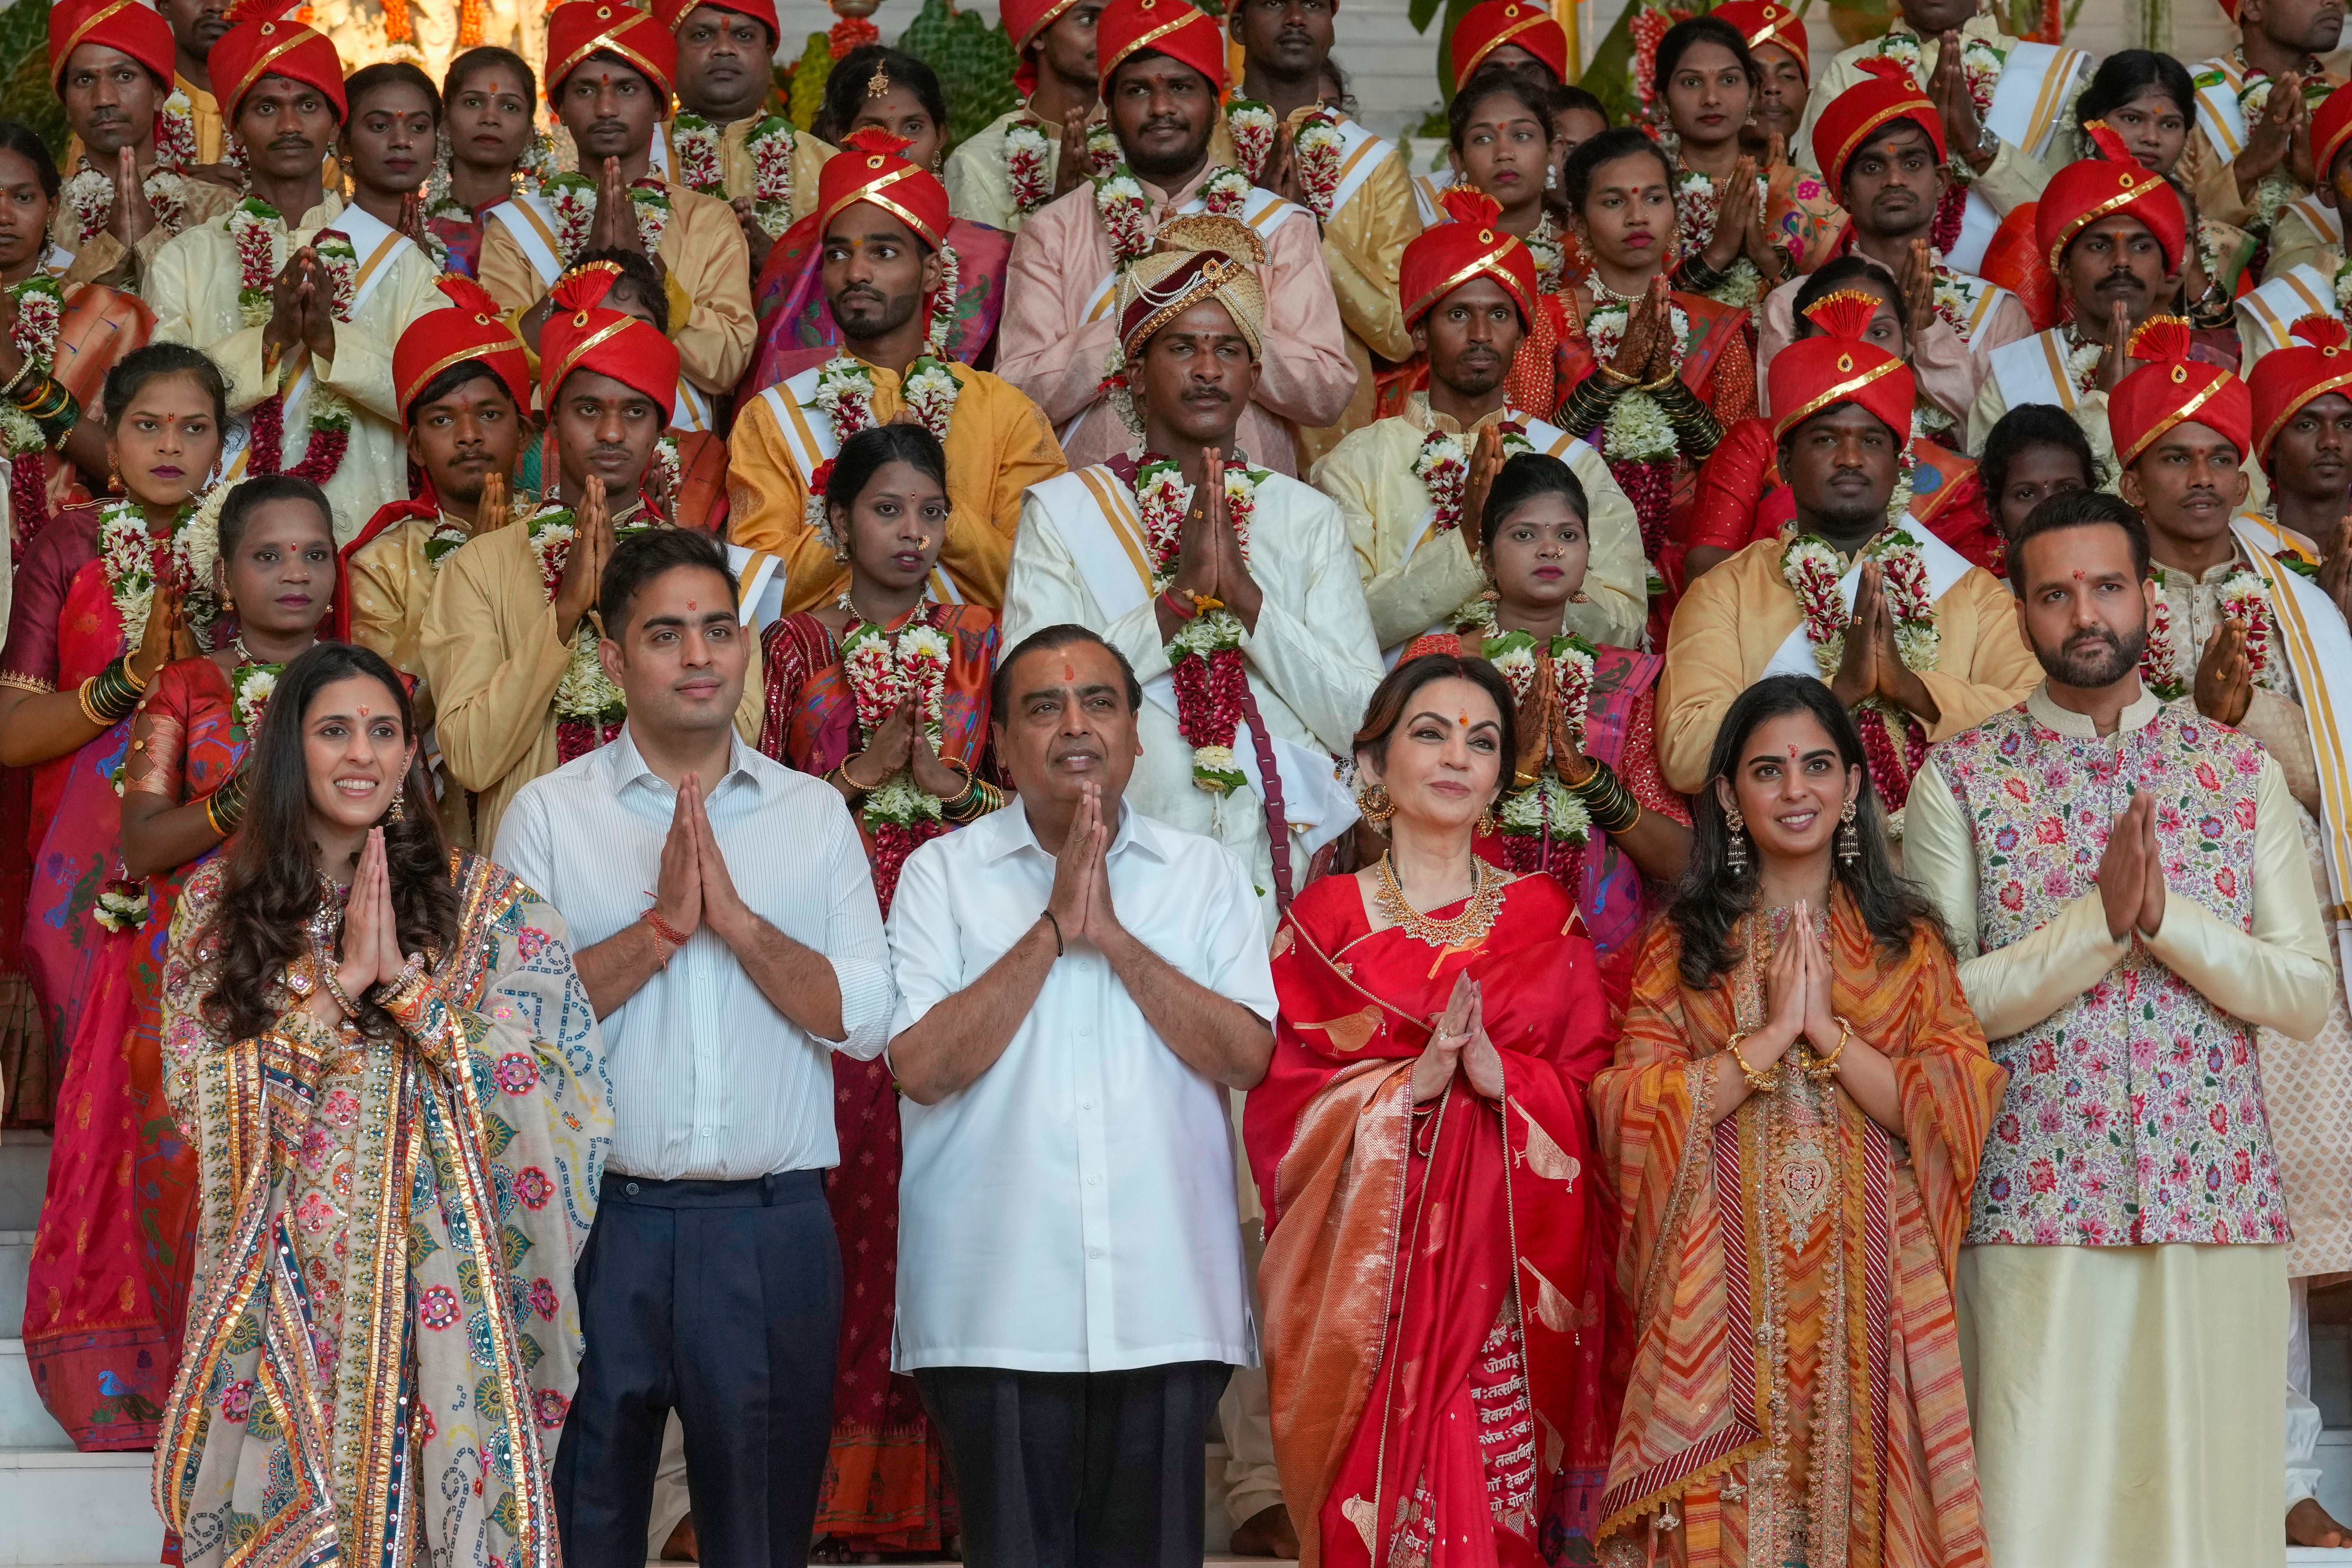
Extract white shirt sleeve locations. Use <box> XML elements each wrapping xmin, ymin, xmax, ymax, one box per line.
<box><xmin>1199</xmin><ymin>844</ymin><xmax>1279</xmax><ymax>1024</ymax></box>
<box><xmin>883</xmin><ymin>834</ymin><xmax>964</xmax><ymax>1062</ymax></box>
<box><xmin>816</xmin><ymin>799</ymin><xmax>897</xmax><ymax>1060</ymax></box>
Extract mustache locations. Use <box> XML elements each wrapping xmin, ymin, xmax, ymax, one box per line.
<box><xmin>1181</xmin><ymin>386</ymin><xmax>1234</xmax><ymax>402</ymax></box>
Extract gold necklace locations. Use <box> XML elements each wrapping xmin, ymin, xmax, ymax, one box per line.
<box><xmin>1375</xmin><ymin>852</ymin><xmax>1503</xmax><ymax>948</ymax></box>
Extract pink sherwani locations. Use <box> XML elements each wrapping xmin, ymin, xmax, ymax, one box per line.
<box><xmin>1754</xmin><ymin>255</ymin><xmax>2033</xmax><ymax>430</ymax></box>
<box><xmin>997</xmin><ymin>166</ymin><xmax>1356</xmax><ymax>477</ymax></box>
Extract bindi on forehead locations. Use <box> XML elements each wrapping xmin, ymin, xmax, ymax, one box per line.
<box><xmin>686</xmin><ymin>599</ymin><xmax>698</xmax><ymax>611</ymax></box>
<box><xmin>1787</xmin><ymin>745</ymin><xmax>1801</xmax><ymax>760</ymax></box>
<box><xmin>1061</xmin><ymin>660</ymin><xmax>1077</xmax><ymax>682</ymax></box>
<box><xmin>356</xmin><ymin>704</ymin><xmax>371</xmax><ymax>717</ymax></box>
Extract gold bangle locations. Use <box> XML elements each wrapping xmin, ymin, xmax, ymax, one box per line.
<box><xmin>838</xmin><ymin>755</ymin><xmax>886</xmax><ymax>794</ymax></box>
<box><xmin>1729</xmin><ymin>1034</ymin><xmax>1780</xmax><ymax>1094</ymax></box>
<box><xmin>1806</xmin><ymin>1016</ymin><xmax>1853</xmax><ymax>1080</ymax></box>
<box><xmin>1596</xmin><ymin>360</ymin><xmax>1638</xmax><ymax>386</ymax></box>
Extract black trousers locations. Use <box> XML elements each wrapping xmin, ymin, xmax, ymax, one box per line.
<box><xmin>915</xmin><ymin>1360</ymin><xmax>1234</xmax><ymax>1568</ymax></box>
<box><xmin>553</xmin><ymin>1170</ymin><xmax>842</xmax><ymax>1568</ymax></box>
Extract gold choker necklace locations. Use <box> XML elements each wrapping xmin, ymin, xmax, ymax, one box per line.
<box><xmin>1375</xmin><ymin>853</ymin><xmax>1503</xmax><ymax>948</ymax></box>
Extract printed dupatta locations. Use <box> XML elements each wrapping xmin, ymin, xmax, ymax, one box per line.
<box><xmin>1248</xmin><ymin>873</ymin><xmax>1621</xmax><ymax>1568</ymax></box>
<box><xmin>153</xmin><ymin>851</ymin><xmax>611</xmax><ymax>1568</ymax></box>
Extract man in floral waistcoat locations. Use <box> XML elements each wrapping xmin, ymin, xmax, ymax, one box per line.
<box><xmin>1905</xmin><ymin>487</ymin><xmax>2336</xmax><ymax>1568</ymax></box>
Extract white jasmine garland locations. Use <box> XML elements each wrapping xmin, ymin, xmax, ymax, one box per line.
<box><xmin>800</xmin><ymin>353</ymin><xmax>964</xmax><ymax>548</ymax></box>
<box><xmin>1006</xmin><ymin>118</ymin><xmax>1053</xmax><ymax>216</ymax></box>
<box><xmin>1582</xmin><ymin>298</ymin><xmax>1692</xmax><ymax>464</ymax></box>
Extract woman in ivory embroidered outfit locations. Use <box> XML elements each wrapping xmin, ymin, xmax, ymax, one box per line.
<box><xmin>1248</xmin><ymin>651</ymin><xmax>1622</xmax><ymax>1567</ymax></box>
<box><xmin>1591</xmin><ymin>675</ymin><xmax>2006</xmax><ymax>1567</ymax></box>
<box><xmin>153</xmin><ymin>640</ymin><xmax>610</xmax><ymax>1568</ymax></box>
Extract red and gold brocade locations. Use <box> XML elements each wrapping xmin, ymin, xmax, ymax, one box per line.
<box><xmin>1247</xmin><ymin>873</ymin><xmax>1623</xmax><ymax>1568</ymax></box>
<box><xmin>1590</xmin><ymin>894</ymin><xmax>2006</xmax><ymax>1568</ymax></box>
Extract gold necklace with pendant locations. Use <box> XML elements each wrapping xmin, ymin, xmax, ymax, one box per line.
<box><xmin>1374</xmin><ymin>852</ymin><xmax>1503</xmax><ymax>948</ymax></box>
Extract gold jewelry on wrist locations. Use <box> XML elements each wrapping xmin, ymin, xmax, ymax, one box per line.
<box><xmin>320</xmin><ymin>963</ymin><xmax>364</xmax><ymax>1019</ymax></box>
<box><xmin>1806</xmin><ymin>1016</ymin><xmax>1853</xmax><ymax>1080</ymax></box>
<box><xmin>1596</xmin><ymin>360</ymin><xmax>1639</xmax><ymax>386</ymax></box>
<box><xmin>1728</xmin><ymin>1032</ymin><xmax>1781</xmax><ymax>1094</ymax></box>
<box><xmin>838</xmin><ymin>754</ymin><xmax>886</xmax><ymax>794</ymax></box>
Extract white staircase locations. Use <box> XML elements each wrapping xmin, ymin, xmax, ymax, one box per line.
<box><xmin>0</xmin><ymin>1131</ymin><xmax>167</xmax><ymax>1568</ymax></box>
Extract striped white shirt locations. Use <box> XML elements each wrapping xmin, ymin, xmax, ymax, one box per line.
<box><xmin>495</xmin><ymin>726</ymin><xmax>896</xmax><ymax>1179</ymax></box>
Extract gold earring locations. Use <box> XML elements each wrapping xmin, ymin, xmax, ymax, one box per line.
<box><xmin>1837</xmin><ymin>797</ymin><xmax>1859</xmax><ymax>866</ymax></box>
<box><xmin>1476</xmin><ymin>801</ymin><xmax>1498</xmax><ymax>835</ymax></box>
<box><xmin>1726</xmin><ymin>805</ymin><xmax>1749</xmax><ymax>873</ymax></box>
<box><xmin>1356</xmin><ymin>781</ymin><xmax>1395</xmax><ymax>825</ymax></box>
<box><xmin>389</xmin><ymin>788</ymin><xmax>407</xmax><ymax>823</ymax></box>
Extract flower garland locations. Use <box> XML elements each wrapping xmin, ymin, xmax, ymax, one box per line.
<box><xmin>1137</xmin><ymin>454</ymin><xmax>1260</xmax><ymax>793</ymax></box>
<box><xmin>1581</xmin><ymin>293</ymin><xmax>1691</xmax><ymax>555</ymax></box>
<box><xmin>96</xmin><ymin>496</ymin><xmax>209</xmax><ymax>655</ymax></box>
<box><xmin>1672</xmin><ymin>166</ymin><xmax>1767</xmax><ymax>308</ymax></box>
<box><xmin>1873</xmin><ymin>28</ymin><xmax>2003</xmax><ymax>127</ymax></box>
<box><xmin>2063</xmin><ymin>335</ymin><xmax>2102</xmax><ymax>398</ymax></box>
<box><xmin>1093</xmin><ymin>150</ymin><xmax>1249</xmax><ymax>266</ymax></box>
<box><xmin>673</xmin><ymin>113</ymin><xmax>723</xmax><ymax>193</ymax></box>
<box><xmin>650</xmin><ymin>434</ymin><xmax>682</xmax><ymax>507</ymax></box>
<box><xmin>230</xmin><ymin>661</ymin><xmax>280</xmax><ymax>742</ymax></box>
<box><xmin>839</xmin><ymin>602</ymin><xmax>954</xmax><ymax>907</ymax></box>
<box><xmin>421</xmin><ymin>515</ymin><xmax>473</xmax><ymax>567</ymax></box>
<box><xmin>2141</xmin><ymin>567</ymin><xmax>2280</xmax><ymax>698</ymax></box>
<box><xmin>1227</xmin><ymin>99</ymin><xmax>1278</xmax><ymax>182</ymax></box>
<box><xmin>1294</xmin><ymin>108</ymin><xmax>1347</xmax><ymax>222</ymax></box>
<box><xmin>542</xmin><ymin>173</ymin><xmax>672</xmax><ymax>259</ymax></box>
<box><xmin>526</xmin><ymin>503</ymin><xmax>653</xmax><ymax>760</ymax></box>
<box><xmin>155</xmin><ymin>90</ymin><xmax>196</xmax><ymax>172</ymax></box>
<box><xmin>1525</xmin><ymin>209</ymin><xmax>1566</xmax><ymax>293</ymax></box>
<box><xmin>798</xmin><ymin>349</ymin><xmax>966</xmax><ymax>548</ymax></box>
<box><xmin>233</xmin><ymin>205</ymin><xmax>356</xmax><ymax>485</ymax></box>
<box><xmin>60</xmin><ymin>162</ymin><xmax>190</xmax><ymax>252</ymax></box>
<box><xmin>2234</xmin><ymin>52</ymin><xmax>2335</xmax><ymax>235</ymax></box>
<box><xmin>1482</xmin><ymin>627</ymin><xmax>1595</xmax><ymax>859</ymax></box>
<box><xmin>1007</xmin><ymin>118</ymin><xmax>1053</xmax><ymax>216</ymax></box>
<box><xmin>2</xmin><ymin>274</ymin><xmax>63</xmax><ymax>552</ymax></box>
<box><xmin>1783</xmin><ymin>527</ymin><xmax>1940</xmax><ymax>811</ymax></box>
<box><xmin>745</xmin><ymin>115</ymin><xmax>798</xmax><ymax>238</ymax></box>
<box><xmin>1412</xmin><ymin>421</ymin><xmax>1533</xmax><ymax>536</ymax></box>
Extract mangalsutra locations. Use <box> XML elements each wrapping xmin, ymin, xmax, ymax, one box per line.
<box><xmin>1375</xmin><ymin>853</ymin><xmax>1503</xmax><ymax>948</ymax></box>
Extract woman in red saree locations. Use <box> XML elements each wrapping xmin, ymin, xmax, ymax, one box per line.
<box><xmin>1248</xmin><ymin>651</ymin><xmax>1622</xmax><ymax>1567</ymax></box>
<box><xmin>740</xmin><ymin>52</ymin><xmax>1009</xmax><ymax>394</ymax></box>
<box><xmin>19</xmin><ymin>473</ymin><xmax>328</xmax><ymax>1449</ymax></box>
<box><xmin>1590</xmin><ymin>676</ymin><xmax>2006</xmax><ymax>1567</ymax></box>
<box><xmin>0</xmin><ymin>345</ymin><xmax>223</xmax><ymax>1116</ymax></box>
<box><xmin>1670</xmin><ymin>261</ymin><xmax>1996</xmax><ymax>600</ymax></box>
<box><xmin>752</xmin><ymin>424</ymin><xmax>999</xmax><ymax>1557</ymax></box>
<box><xmin>1404</xmin><ymin>449</ymin><xmax>1691</xmax><ymax>1003</ymax></box>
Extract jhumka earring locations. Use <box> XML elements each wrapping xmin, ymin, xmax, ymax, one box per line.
<box><xmin>1837</xmin><ymin>797</ymin><xmax>1859</xmax><ymax>866</ymax></box>
<box><xmin>1357</xmin><ymin>781</ymin><xmax>1395</xmax><ymax>826</ymax></box>
<box><xmin>1476</xmin><ymin>801</ymin><xmax>1498</xmax><ymax>835</ymax></box>
<box><xmin>389</xmin><ymin>788</ymin><xmax>408</xmax><ymax>823</ymax></box>
<box><xmin>1725</xmin><ymin>805</ymin><xmax>1749</xmax><ymax>873</ymax></box>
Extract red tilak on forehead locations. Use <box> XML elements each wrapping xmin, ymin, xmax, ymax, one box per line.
<box><xmin>687</xmin><ymin>599</ymin><xmax>699</xmax><ymax>611</ymax></box>
<box><xmin>2072</xmin><ymin>570</ymin><xmax>2086</xmax><ymax>580</ymax></box>
<box><xmin>1787</xmin><ymin>745</ymin><xmax>1801</xmax><ymax>759</ymax></box>
<box><xmin>357</xmin><ymin>705</ymin><xmax>371</xmax><ymax>717</ymax></box>
<box><xmin>1062</xmin><ymin>660</ymin><xmax>1076</xmax><ymax>681</ymax></box>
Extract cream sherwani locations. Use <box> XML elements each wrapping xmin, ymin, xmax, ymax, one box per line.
<box><xmin>1655</xmin><ymin>524</ymin><xmax>2038</xmax><ymax>794</ymax></box>
<box><xmin>1296</xmin><ymin>121</ymin><xmax>1423</xmax><ymax>471</ymax></box>
<box><xmin>944</xmin><ymin>105</ymin><xmax>1103</xmax><ymax>234</ymax></box>
<box><xmin>1906</xmin><ymin>680</ymin><xmax>2333</xmax><ymax>1568</ymax></box>
<box><xmin>476</xmin><ymin>178</ymin><xmax>755</xmax><ymax>418</ymax></box>
<box><xmin>726</xmin><ymin>357</ymin><xmax>1069</xmax><ymax>612</ymax></box>
<box><xmin>996</xmin><ymin>168</ymin><xmax>1355</xmax><ymax>478</ymax></box>
<box><xmin>651</xmin><ymin>116</ymin><xmax>831</xmax><ymax>224</ymax></box>
<box><xmin>418</xmin><ymin>511</ymin><xmax>765</xmax><ymax>853</ymax></box>
<box><xmin>52</xmin><ymin>174</ymin><xmax>239</xmax><ymax>295</ymax></box>
<box><xmin>2261</xmin><ymin>193</ymin><xmax>2342</xmax><ymax>289</ymax></box>
<box><xmin>1756</xmin><ymin>257</ymin><xmax>2031</xmax><ymax>433</ymax></box>
<box><xmin>148</xmin><ymin>195</ymin><xmax>443</xmax><ymax>543</ymax></box>
<box><xmin>1966</xmin><ymin>325</ymin><xmax>2110</xmax><ymax>461</ymax></box>
<box><xmin>1308</xmin><ymin>394</ymin><xmax>1645</xmax><ymax>652</ymax></box>
<box><xmin>1002</xmin><ymin>464</ymin><xmax>1381</xmax><ymax>931</ymax></box>
<box><xmin>2181</xmin><ymin>56</ymin><xmax>2348</xmax><ymax>241</ymax></box>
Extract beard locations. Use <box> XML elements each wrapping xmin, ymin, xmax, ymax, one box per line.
<box><xmin>836</xmin><ymin>286</ymin><xmax>922</xmax><ymax>343</ymax></box>
<box><xmin>1806</xmin><ymin>489</ymin><xmax>1890</xmax><ymax>534</ymax></box>
<box><xmin>1128</xmin><ymin>124</ymin><xmax>1212</xmax><ymax>181</ymax></box>
<box><xmin>2033</xmin><ymin>620</ymin><xmax>2147</xmax><ymax>688</ymax></box>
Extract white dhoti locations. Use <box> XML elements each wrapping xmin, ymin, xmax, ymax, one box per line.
<box><xmin>1958</xmin><ymin>1241</ymin><xmax>2287</xmax><ymax>1568</ymax></box>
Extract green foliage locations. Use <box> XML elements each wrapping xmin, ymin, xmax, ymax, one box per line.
<box><xmin>787</xmin><ymin>32</ymin><xmax>834</xmax><ymax>132</ymax></box>
<box><xmin>897</xmin><ymin>0</ymin><xmax>1021</xmax><ymax>148</ymax></box>
<box><xmin>0</xmin><ymin>0</ymin><xmax>70</xmax><ymax>168</ymax></box>
<box><xmin>1579</xmin><ymin>4</ymin><xmax>1647</xmax><ymax>125</ymax></box>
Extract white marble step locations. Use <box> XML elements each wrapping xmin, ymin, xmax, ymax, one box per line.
<box><xmin>0</xmin><ymin>1133</ymin><xmax>52</xmax><ymax>1234</ymax></box>
<box><xmin>0</xmin><ymin>1230</ymin><xmax>30</xmax><ymax>1330</ymax></box>
<box><xmin>0</xmin><ymin>1449</ymin><xmax>159</xmax><ymax>1566</ymax></box>
<box><xmin>0</xmin><ymin>1338</ymin><xmax>72</xmax><ymax>1451</ymax></box>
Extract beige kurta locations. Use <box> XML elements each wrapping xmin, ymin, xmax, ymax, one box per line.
<box><xmin>2179</xmin><ymin>57</ymin><xmax>2348</xmax><ymax>239</ymax></box>
<box><xmin>996</xmin><ymin>167</ymin><xmax>1356</xmax><ymax>478</ymax></box>
<box><xmin>944</xmin><ymin>104</ymin><xmax>1103</xmax><ymax>234</ymax></box>
<box><xmin>1656</xmin><ymin>529</ymin><xmax>2040</xmax><ymax>794</ymax></box>
<box><xmin>1306</xmin><ymin>393</ymin><xmax>1645</xmax><ymax>650</ymax></box>
<box><xmin>347</xmin><ymin>512</ymin><xmax>480</xmax><ymax>847</ymax></box>
<box><xmin>725</xmin><ymin>357</ymin><xmax>1068</xmax><ymax>612</ymax></box>
<box><xmin>147</xmin><ymin>195</ymin><xmax>447</xmax><ymax>543</ymax></box>
<box><xmin>1296</xmin><ymin>126</ymin><xmax>1422</xmax><ymax>471</ymax></box>
<box><xmin>51</xmin><ymin>172</ymin><xmax>238</xmax><ymax>294</ymax></box>
<box><xmin>476</xmin><ymin>178</ymin><xmax>756</xmax><ymax>397</ymax></box>
<box><xmin>417</xmin><ymin>510</ymin><xmax>765</xmax><ymax>852</ymax></box>
<box><xmin>655</xmin><ymin>116</ymin><xmax>830</xmax><ymax>224</ymax></box>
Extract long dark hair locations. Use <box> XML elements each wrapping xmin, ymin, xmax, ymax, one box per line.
<box><xmin>815</xmin><ymin>47</ymin><xmax>948</xmax><ymax>147</ymax></box>
<box><xmin>1653</xmin><ymin>16</ymin><xmax>1760</xmax><ymax>99</ymax></box>
<box><xmin>1664</xmin><ymin>675</ymin><xmax>1945</xmax><ymax>988</ymax></box>
<box><xmin>2074</xmin><ymin>49</ymin><xmax>2194</xmax><ymax>156</ymax></box>
<box><xmin>200</xmin><ymin>643</ymin><xmax>458</xmax><ymax>1042</ymax></box>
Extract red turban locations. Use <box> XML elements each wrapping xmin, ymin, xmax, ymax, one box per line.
<box><xmin>1708</xmin><ymin>0</ymin><xmax>1807</xmax><ymax>79</ymax></box>
<box><xmin>1096</xmin><ymin>0</ymin><xmax>1224</xmax><ymax>91</ymax></box>
<box><xmin>2248</xmin><ymin>315</ymin><xmax>2352</xmax><ymax>463</ymax></box>
<box><xmin>49</xmin><ymin>0</ymin><xmax>175</xmax><ymax>89</ymax></box>
<box><xmin>1769</xmin><ymin>289</ymin><xmax>1914</xmax><ymax>443</ymax></box>
<box><xmin>818</xmin><ymin>127</ymin><xmax>950</xmax><ymax>250</ymax></box>
<box><xmin>546</xmin><ymin>0</ymin><xmax>677</xmax><ymax>104</ymax></box>
<box><xmin>1811</xmin><ymin>57</ymin><xmax>1944</xmax><ymax>189</ymax></box>
<box><xmin>1400</xmin><ymin>187</ymin><xmax>1536</xmax><ymax>327</ymax></box>
<box><xmin>2316</xmin><ymin>82</ymin><xmax>2352</xmax><ymax>193</ymax></box>
<box><xmin>1006</xmin><ymin>0</ymin><xmax>1085</xmax><ymax>93</ymax></box>
<box><xmin>652</xmin><ymin>0</ymin><xmax>777</xmax><ymax>42</ymax></box>
<box><xmin>2110</xmin><ymin>316</ymin><xmax>2251</xmax><ymax>467</ymax></box>
<box><xmin>542</xmin><ymin>265</ymin><xmax>679</xmax><ymax>420</ymax></box>
<box><xmin>208</xmin><ymin>13</ymin><xmax>345</xmax><ymax>123</ymax></box>
<box><xmin>395</xmin><ymin>275</ymin><xmax>533</xmax><ymax>421</ymax></box>
<box><xmin>2035</xmin><ymin>122</ymin><xmax>2186</xmax><ymax>275</ymax></box>
<box><xmin>1451</xmin><ymin>0</ymin><xmax>1568</xmax><ymax>90</ymax></box>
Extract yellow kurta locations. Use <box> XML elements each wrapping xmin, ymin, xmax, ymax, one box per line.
<box><xmin>1297</xmin><ymin>128</ymin><xmax>1422</xmax><ymax>471</ymax></box>
<box><xmin>418</xmin><ymin>512</ymin><xmax>765</xmax><ymax>851</ymax></box>
<box><xmin>1656</xmin><ymin>531</ymin><xmax>2040</xmax><ymax>794</ymax></box>
<box><xmin>726</xmin><ymin>359</ymin><xmax>1068</xmax><ymax>612</ymax></box>
<box><xmin>658</xmin><ymin>116</ymin><xmax>831</xmax><ymax>223</ymax></box>
<box><xmin>476</xmin><ymin>178</ymin><xmax>756</xmax><ymax>396</ymax></box>
<box><xmin>348</xmin><ymin>514</ymin><xmax>473</xmax><ymax>845</ymax></box>
<box><xmin>178</xmin><ymin>76</ymin><xmax>225</xmax><ymax>166</ymax></box>
<box><xmin>1306</xmin><ymin>393</ymin><xmax>1645</xmax><ymax>650</ymax></box>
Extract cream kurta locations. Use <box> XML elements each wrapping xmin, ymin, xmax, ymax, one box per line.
<box><xmin>1307</xmin><ymin>393</ymin><xmax>1645</xmax><ymax>650</ymax></box>
<box><xmin>52</xmin><ymin>172</ymin><xmax>238</xmax><ymax>294</ymax></box>
<box><xmin>2180</xmin><ymin>58</ymin><xmax>2348</xmax><ymax>237</ymax></box>
<box><xmin>996</xmin><ymin>167</ymin><xmax>1355</xmax><ymax>478</ymax></box>
<box><xmin>2261</xmin><ymin>197</ymin><xmax>2340</xmax><ymax>288</ymax></box>
<box><xmin>1756</xmin><ymin>258</ymin><xmax>2032</xmax><ymax>433</ymax></box>
<box><xmin>1001</xmin><ymin>467</ymin><xmax>1382</xmax><ymax>935</ymax></box>
<box><xmin>476</xmin><ymin>178</ymin><xmax>756</xmax><ymax>396</ymax></box>
<box><xmin>1297</xmin><ymin>125</ymin><xmax>1422</xmax><ymax>471</ymax></box>
<box><xmin>944</xmin><ymin>105</ymin><xmax>1103</xmax><ymax>234</ymax></box>
<box><xmin>654</xmin><ymin>116</ymin><xmax>831</xmax><ymax>224</ymax></box>
<box><xmin>725</xmin><ymin>357</ymin><xmax>1068</xmax><ymax>612</ymax></box>
<box><xmin>1655</xmin><ymin>529</ymin><xmax>2040</xmax><ymax>794</ymax></box>
<box><xmin>148</xmin><ymin>195</ymin><xmax>446</xmax><ymax>543</ymax></box>
<box><xmin>418</xmin><ymin>512</ymin><xmax>765</xmax><ymax>852</ymax></box>
<box><xmin>1792</xmin><ymin>13</ymin><xmax>2075</xmax><ymax>217</ymax></box>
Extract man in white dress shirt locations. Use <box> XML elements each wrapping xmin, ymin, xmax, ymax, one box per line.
<box><xmin>886</xmin><ymin>624</ymin><xmax>1275</xmax><ymax>1568</ymax></box>
<box><xmin>495</xmin><ymin>526</ymin><xmax>895</xmax><ymax>1568</ymax></box>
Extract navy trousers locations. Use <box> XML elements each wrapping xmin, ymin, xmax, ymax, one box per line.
<box><xmin>915</xmin><ymin>1360</ymin><xmax>1233</xmax><ymax>1568</ymax></box>
<box><xmin>553</xmin><ymin>1170</ymin><xmax>842</xmax><ymax>1568</ymax></box>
